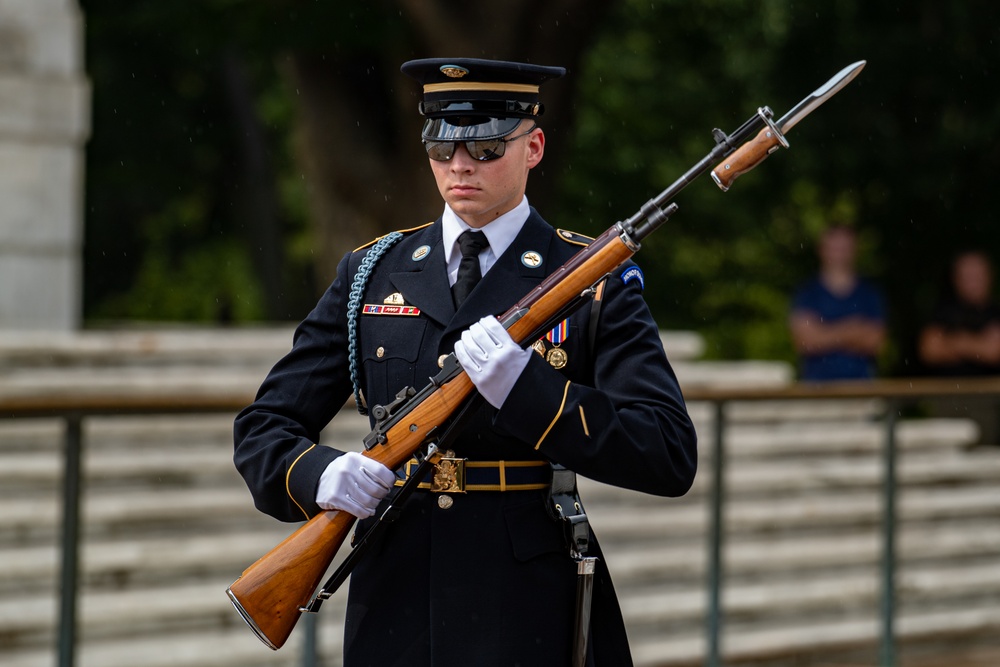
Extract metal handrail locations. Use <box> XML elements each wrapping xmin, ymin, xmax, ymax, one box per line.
<box><xmin>5</xmin><ymin>376</ymin><xmax>1000</xmax><ymax>667</ymax></box>
<box><xmin>683</xmin><ymin>376</ymin><xmax>1000</xmax><ymax>667</ymax></box>
<box><xmin>0</xmin><ymin>386</ymin><xmax>255</xmax><ymax>667</ymax></box>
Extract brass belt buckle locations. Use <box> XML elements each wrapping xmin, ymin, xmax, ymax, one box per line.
<box><xmin>429</xmin><ymin>449</ymin><xmax>466</xmax><ymax>493</ymax></box>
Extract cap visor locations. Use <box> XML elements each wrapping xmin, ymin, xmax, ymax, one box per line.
<box><xmin>421</xmin><ymin>117</ymin><xmax>522</xmax><ymax>141</ymax></box>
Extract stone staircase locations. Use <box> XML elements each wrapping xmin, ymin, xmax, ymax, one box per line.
<box><xmin>1</xmin><ymin>328</ymin><xmax>1000</xmax><ymax>666</ymax></box>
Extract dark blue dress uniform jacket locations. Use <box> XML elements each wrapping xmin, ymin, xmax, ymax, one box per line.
<box><xmin>234</xmin><ymin>208</ymin><xmax>698</xmax><ymax>667</ymax></box>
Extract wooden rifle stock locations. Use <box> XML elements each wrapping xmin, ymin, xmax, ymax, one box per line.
<box><xmin>227</xmin><ymin>228</ymin><xmax>637</xmax><ymax>649</ymax></box>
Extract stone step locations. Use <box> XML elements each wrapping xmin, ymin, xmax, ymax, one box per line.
<box><xmin>688</xmin><ymin>398</ymin><xmax>886</xmax><ymax>424</ymax></box>
<box><xmin>5</xmin><ymin>508</ymin><xmax>999</xmax><ymax>600</ymax></box>
<box><xmin>0</xmin><ymin>530</ymin><xmax>295</xmax><ymax>591</ymax></box>
<box><xmin>7</xmin><ymin>556</ymin><xmax>998</xmax><ymax>664</ymax></box>
<box><xmin>0</xmin><ymin>420</ymin><xmax>976</xmax><ymax>491</ymax></box>
<box><xmin>8</xmin><ymin>554</ymin><xmax>997</xmax><ymax>650</ymax></box>
<box><xmin>0</xmin><ymin>576</ymin><xmax>348</xmax><ymax>648</ymax></box>
<box><xmin>726</xmin><ymin>448</ymin><xmax>1000</xmax><ymax>494</ymax></box>
<box><xmin>0</xmin><ymin>447</ymin><xmax>237</xmax><ymax>485</ymax></box>
<box><xmin>603</xmin><ymin>518</ymin><xmax>1000</xmax><ymax>585</ymax></box>
<box><xmin>2</xmin><ymin>624</ymin><xmax>339</xmax><ymax>667</ymax></box>
<box><xmin>710</xmin><ymin>418</ymin><xmax>980</xmax><ymax>458</ymax></box>
<box><xmin>577</xmin><ymin>447</ymin><xmax>1000</xmax><ymax>504</ymax></box>
<box><xmin>586</xmin><ymin>483</ymin><xmax>1000</xmax><ymax>540</ymax></box>
<box><xmin>632</xmin><ymin>599</ymin><xmax>1000</xmax><ymax>666</ymax></box>
<box><xmin>5</xmin><ymin>578</ymin><xmax>999</xmax><ymax>667</ymax></box>
<box><xmin>1</xmin><ymin>418</ymin><xmax>971</xmax><ymax>489</ymax></box>
<box><xmin>622</xmin><ymin>559</ymin><xmax>1000</xmax><ymax>629</ymax></box>
<box><xmin>4</xmin><ymin>446</ymin><xmax>999</xmax><ymax>549</ymax></box>
<box><xmin>0</xmin><ymin>487</ymin><xmax>267</xmax><ymax>543</ymax></box>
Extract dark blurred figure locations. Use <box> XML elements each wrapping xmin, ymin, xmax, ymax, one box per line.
<box><xmin>789</xmin><ymin>225</ymin><xmax>886</xmax><ymax>380</ymax></box>
<box><xmin>919</xmin><ymin>250</ymin><xmax>1000</xmax><ymax>376</ymax></box>
<box><xmin>918</xmin><ymin>250</ymin><xmax>1000</xmax><ymax>445</ymax></box>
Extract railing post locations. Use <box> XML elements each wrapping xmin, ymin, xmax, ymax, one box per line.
<box><xmin>58</xmin><ymin>414</ymin><xmax>84</xmax><ymax>667</ymax></box>
<box><xmin>301</xmin><ymin>610</ymin><xmax>318</xmax><ymax>667</ymax></box>
<box><xmin>880</xmin><ymin>401</ymin><xmax>898</xmax><ymax>667</ymax></box>
<box><xmin>706</xmin><ymin>400</ymin><xmax>726</xmax><ymax>667</ymax></box>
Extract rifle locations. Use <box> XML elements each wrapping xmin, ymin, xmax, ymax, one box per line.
<box><xmin>227</xmin><ymin>60</ymin><xmax>866</xmax><ymax>650</ymax></box>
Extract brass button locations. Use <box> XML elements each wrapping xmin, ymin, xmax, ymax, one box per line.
<box><xmin>437</xmin><ymin>354</ymin><xmax>448</xmax><ymax>368</ymax></box>
<box><xmin>437</xmin><ymin>494</ymin><xmax>454</xmax><ymax>510</ymax></box>
<box><xmin>376</xmin><ymin>346</ymin><xmax>385</xmax><ymax>358</ymax></box>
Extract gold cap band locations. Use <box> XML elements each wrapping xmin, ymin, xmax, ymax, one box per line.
<box><xmin>423</xmin><ymin>81</ymin><xmax>540</xmax><ymax>94</ymax></box>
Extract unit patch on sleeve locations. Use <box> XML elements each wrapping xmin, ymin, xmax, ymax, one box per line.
<box><xmin>621</xmin><ymin>266</ymin><xmax>645</xmax><ymax>290</ymax></box>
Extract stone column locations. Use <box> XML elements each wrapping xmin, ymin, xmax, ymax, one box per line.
<box><xmin>0</xmin><ymin>0</ymin><xmax>89</xmax><ymax>330</ymax></box>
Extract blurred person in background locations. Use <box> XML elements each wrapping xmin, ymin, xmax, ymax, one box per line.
<box><xmin>918</xmin><ymin>250</ymin><xmax>1000</xmax><ymax>444</ymax></box>
<box><xmin>919</xmin><ymin>250</ymin><xmax>1000</xmax><ymax>376</ymax></box>
<box><xmin>789</xmin><ymin>225</ymin><xmax>887</xmax><ymax>381</ymax></box>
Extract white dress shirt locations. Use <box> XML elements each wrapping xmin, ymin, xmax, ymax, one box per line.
<box><xmin>442</xmin><ymin>197</ymin><xmax>530</xmax><ymax>287</ymax></box>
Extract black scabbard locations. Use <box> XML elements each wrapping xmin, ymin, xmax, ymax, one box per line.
<box><xmin>548</xmin><ymin>464</ymin><xmax>599</xmax><ymax>666</ymax></box>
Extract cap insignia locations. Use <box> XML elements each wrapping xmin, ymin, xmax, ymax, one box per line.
<box><xmin>440</xmin><ymin>65</ymin><xmax>469</xmax><ymax>79</ymax></box>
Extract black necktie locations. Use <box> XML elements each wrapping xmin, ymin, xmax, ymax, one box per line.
<box><xmin>452</xmin><ymin>230</ymin><xmax>490</xmax><ymax>307</ymax></box>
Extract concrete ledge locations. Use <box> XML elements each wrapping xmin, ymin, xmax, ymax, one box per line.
<box><xmin>0</xmin><ymin>327</ymin><xmax>702</xmax><ymax>367</ymax></box>
<box><xmin>659</xmin><ymin>330</ymin><xmax>704</xmax><ymax>361</ymax></box>
<box><xmin>675</xmin><ymin>359</ymin><xmax>793</xmax><ymax>389</ymax></box>
<box><xmin>0</xmin><ymin>327</ymin><xmax>295</xmax><ymax>367</ymax></box>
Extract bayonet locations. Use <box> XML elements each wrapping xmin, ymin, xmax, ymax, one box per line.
<box><xmin>711</xmin><ymin>60</ymin><xmax>866</xmax><ymax>191</ymax></box>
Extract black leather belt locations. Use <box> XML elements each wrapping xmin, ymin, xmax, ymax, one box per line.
<box><xmin>395</xmin><ymin>456</ymin><xmax>551</xmax><ymax>493</ymax></box>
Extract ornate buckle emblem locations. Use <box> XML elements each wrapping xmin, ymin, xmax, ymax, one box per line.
<box><xmin>430</xmin><ymin>449</ymin><xmax>466</xmax><ymax>493</ymax></box>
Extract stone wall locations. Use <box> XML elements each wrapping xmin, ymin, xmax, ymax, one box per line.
<box><xmin>0</xmin><ymin>0</ymin><xmax>89</xmax><ymax>329</ymax></box>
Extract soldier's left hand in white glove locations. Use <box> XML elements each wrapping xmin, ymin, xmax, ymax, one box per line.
<box><xmin>454</xmin><ymin>316</ymin><xmax>532</xmax><ymax>409</ymax></box>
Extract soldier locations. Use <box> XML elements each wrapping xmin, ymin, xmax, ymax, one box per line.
<box><xmin>234</xmin><ymin>57</ymin><xmax>697</xmax><ymax>666</ymax></box>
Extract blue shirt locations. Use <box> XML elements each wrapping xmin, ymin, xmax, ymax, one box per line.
<box><xmin>791</xmin><ymin>277</ymin><xmax>885</xmax><ymax>380</ymax></box>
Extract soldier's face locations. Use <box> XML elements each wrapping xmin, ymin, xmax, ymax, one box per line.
<box><xmin>429</xmin><ymin>122</ymin><xmax>544</xmax><ymax>228</ymax></box>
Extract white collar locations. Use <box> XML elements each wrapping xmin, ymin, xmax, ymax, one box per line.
<box><xmin>442</xmin><ymin>196</ymin><xmax>530</xmax><ymax>266</ymax></box>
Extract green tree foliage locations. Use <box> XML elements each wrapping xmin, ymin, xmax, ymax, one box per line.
<box><xmin>81</xmin><ymin>1</ymin><xmax>1000</xmax><ymax>378</ymax></box>
<box><xmin>81</xmin><ymin>0</ymin><xmax>612</xmax><ymax>323</ymax></box>
<box><xmin>552</xmin><ymin>0</ymin><xmax>1000</xmax><ymax>372</ymax></box>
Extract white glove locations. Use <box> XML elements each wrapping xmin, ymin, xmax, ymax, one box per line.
<box><xmin>315</xmin><ymin>451</ymin><xmax>395</xmax><ymax>519</ymax></box>
<box><xmin>454</xmin><ymin>316</ymin><xmax>532</xmax><ymax>409</ymax></box>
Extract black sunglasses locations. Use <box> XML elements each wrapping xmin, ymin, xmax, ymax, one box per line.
<box><xmin>423</xmin><ymin>124</ymin><xmax>537</xmax><ymax>162</ymax></box>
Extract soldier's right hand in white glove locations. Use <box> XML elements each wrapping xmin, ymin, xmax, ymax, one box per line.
<box><xmin>454</xmin><ymin>315</ymin><xmax>532</xmax><ymax>409</ymax></box>
<box><xmin>315</xmin><ymin>451</ymin><xmax>395</xmax><ymax>519</ymax></box>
